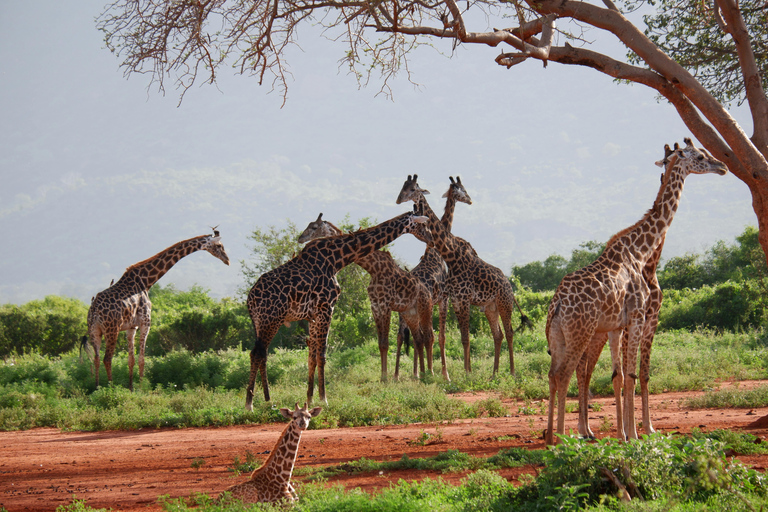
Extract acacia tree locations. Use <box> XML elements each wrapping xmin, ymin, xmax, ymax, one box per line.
<box><xmin>98</xmin><ymin>0</ymin><xmax>768</xmax><ymax>258</ymax></box>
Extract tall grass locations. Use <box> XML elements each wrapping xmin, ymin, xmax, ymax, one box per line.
<box><xmin>2</xmin><ymin>325</ymin><xmax>768</xmax><ymax>432</ymax></box>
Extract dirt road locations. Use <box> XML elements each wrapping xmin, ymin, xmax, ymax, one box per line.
<box><xmin>3</xmin><ymin>382</ymin><xmax>768</xmax><ymax>511</ymax></box>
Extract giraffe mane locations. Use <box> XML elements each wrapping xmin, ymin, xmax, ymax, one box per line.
<box><xmin>123</xmin><ymin>234</ymin><xmax>209</xmax><ymax>272</ymax></box>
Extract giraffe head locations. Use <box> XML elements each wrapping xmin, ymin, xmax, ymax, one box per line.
<box><xmin>298</xmin><ymin>213</ymin><xmax>343</xmax><ymax>244</ymax></box>
<box><xmin>655</xmin><ymin>138</ymin><xmax>728</xmax><ymax>177</ymax></box>
<box><xmin>201</xmin><ymin>229</ymin><xmax>231</xmax><ymax>265</ymax></box>
<box><xmin>442</xmin><ymin>176</ymin><xmax>472</xmax><ymax>205</ymax></box>
<box><xmin>405</xmin><ymin>205</ymin><xmax>433</xmax><ymax>244</ymax></box>
<box><xmin>396</xmin><ymin>174</ymin><xmax>430</xmax><ymax>204</ymax></box>
<box><xmin>280</xmin><ymin>402</ymin><xmax>322</xmax><ymax>430</ymax></box>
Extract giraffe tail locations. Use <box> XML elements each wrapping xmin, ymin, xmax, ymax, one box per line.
<box><xmin>511</xmin><ymin>293</ymin><xmax>534</xmax><ymax>333</ymax></box>
<box><xmin>397</xmin><ymin>315</ymin><xmax>411</xmax><ymax>356</ymax></box>
<box><xmin>79</xmin><ymin>335</ymin><xmax>93</xmax><ymax>363</ymax></box>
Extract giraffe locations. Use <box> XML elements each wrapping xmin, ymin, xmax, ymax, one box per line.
<box><xmin>545</xmin><ymin>138</ymin><xmax>727</xmax><ymax>445</ymax></box>
<box><xmin>245</xmin><ymin>208</ymin><xmax>430</xmax><ymax>410</ymax></box>
<box><xmin>576</xmin><ymin>239</ymin><xmax>665</xmax><ymax>440</ymax></box>
<box><xmin>297</xmin><ymin>213</ymin><xmax>434</xmax><ymax>381</ymax></box>
<box><xmin>396</xmin><ymin>175</ymin><xmax>527</xmax><ymax>377</ymax></box>
<box><xmin>576</xmin><ymin>147</ymin><xmax>675</xmax><ymax>440</ymax></box>
<box><xmin>219</xmin><ymin>403</ymin><xmax>322</xmax><ymax>504</ymax></box>
<box><xmin>84</xmin><ymin>230</ymin><xmax>230</xmax><ymax>390</ymax></box>
<box><xmin>396</xmin><ymin>175</ymin><xmax>474</xmax><ymax>381</ymax></box>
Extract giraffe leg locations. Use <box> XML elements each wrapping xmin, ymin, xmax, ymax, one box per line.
<box><xmin>247</xmin><ymin>336</ymin><xmax>269</xmax><ymax>410</ymax></box>
<box><xmin>498</xmin><ymin>301</ymin><xmax>516</xmax><ymax>376</ymax></box>
<box><xmin>246</xmin><ymin>322</ymin><xmax>279</xmax><ymax>410</ymax></box>
<box><xmin>640</xmin><ymin>304</ymin><xmax>659</xmax><ymax>434</ymax></box>
<box><xmin>125</xmin><ymin>327</ymin><xmax>137</xmax><ymax>391</ymax></box>
<box><xmin>402</xmin><ymin>308</ymin><xmax>425</xmax><ymax>378</ymax></box>
<box><xmin>90</xmin><ymin>334</ymin><xmax>102</xmax><ymax>388</ymax></box>
<box><xmin>309</xmin><ymin>307</ymin><xmax>332</xmax><ymax>404</ymax></box>
<box><xmin>437</xmin><ymin>298</ymin><xmax>450</xmax><ymax>381</ymax></box>
<box><xmin>608</xmin><ymin>330</ymin><xmax>625</xmax><ymax>441</ymax></box>
<box><xmin>394</xmin><ymin>314</ymin><xmax>407</xmax><ymax>382</ymax></box>
<box><xmin>371</xmin><ymin>303</ymin><xmax>391</xmax><ymax>382</ymax></box>
<box><xmin>453</xmin><ymin>301</ymin><xmax>472</xmax><ymax>373</ymax></box>
<box><xmin>622</xmin><ymin>319</ymin><xmax>643</xmax><ymax>441</ymax></box>
<box><xmin>484</xmin><ymin>305</ymin><xmax>504</xmax><ymax>376</ymax></box>
<box><xmin>576</xmin><ymin>331</ymin><xmax>607</xmax><ymax>439</ymax></box>
<box><xmin>102</xmin><ymin>331</ymin><xmax>119</xmax><ymax>386</ymax></box>
<box><xmin>138</xmin><ymin>302</ymin><xmax>151</xmax><ymax>384</ymax></box>
<box><xmin>547</xmin><ymin>319</ymin><xmax>588</xmax><ymax>445</ymax></box>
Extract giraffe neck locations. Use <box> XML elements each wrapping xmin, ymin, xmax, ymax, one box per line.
<box><xmin>441</xmin><ymin>193</ymin><xmax>457</xmax><ymax>231</ymax></box>
<box><xmin>311</xmin><ymin>212</ymin><xmax>415</xmax><ymax>273</ymax></box>
<box><xmin>354</xmin><ymin>250</ymin><xmax>394</xmax><ymax>275</ymax></box>
<box><xmin>607</xmin><ymin>163</ymin><xmax>685</xmax><ymax>264</ymax></box>
<box><xmin>260</xmin><ymin>423</ymin><xmax>303</xmax><ymax>484</ymax></box>
<box><xmin>116</xmin><ymin>236</ymin><xmax>209</xmax><ymax>291</ymax></box>
<box><xmin>414</xmin><ymin>194</ymin><xmax>465</xmax><ymax>269</ymax></box>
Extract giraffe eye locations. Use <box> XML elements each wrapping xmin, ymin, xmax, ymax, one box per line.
<box><xmin>697</xmin><ymin>155</ymin><xmax>704</xmax><ymax>161</ymax></box>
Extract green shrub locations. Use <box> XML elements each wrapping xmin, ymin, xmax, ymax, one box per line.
<box><xmin>0</xmin><ymin>296</ymin><xmax>87</xmax><ymax>357</ymax></box>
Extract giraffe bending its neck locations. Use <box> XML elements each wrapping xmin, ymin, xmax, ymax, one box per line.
<box><xmin>245</xmin><ymin>208</ymin><xmax>430</xmax><ymax>410</ymax></box>
<box><xmin>397</xmin><ymin>175</ymin><xmax>526</xmax><ymax>377</ymax></box>
<box><xmin>220</xmin><ymin>403</ymin><xmax>322</xmax><ymax>504</ymax></box>
<box><xmin>298</xmin><ymin>214</ymin><xmax>433</xmax><ymax>382</ymax></box>
<box><xmin>545</xmin><ymin>139</ymin><xmax>727</xmax><ymax>445</ymax></box>
<box><xmin>84</xmin><ymin>231</ymin><xmax>230</xmax><ymax>389</ymax></box>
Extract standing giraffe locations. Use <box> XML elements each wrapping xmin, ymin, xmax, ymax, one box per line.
<box><xmin>545</xmin><ymin>139</ymin><xmax>727</xmax><ymax>445</ymax></box>
<box><xmin>397</xmin><ymin>176</ymin><xmax>474</xmax><ymax>381</ymax></box>
<box><xmin>219</xmin><ymin>403</ymin><xmax>322</xmax><ymax>504</ymax></box>
<box><xmin>396</xmin><ymin>175</ymin><xmax>527</xmax><ymax>377</ymax></box>
<box><xmin>297</xmin><ymin>214</ymin><xmax>434</xmax><ymax>381</ymax></box>
<box><xmin>84</xmin><ymin>230</ymin><xmax>230</xmax><ymax>389</ymax></box>
<box><xmin>245</xmin><ymin>208</ymin><xmax>430</xmax><ymax>410</ymax></box>
<box><xmin>576</xmin><ymin>147</ymin><xmax>675</xmax><ymax>440</ymax></box>
<box><xmin>576</xmin><ymin>239</ymin><xmax>665</xmax><ymax>440</ymax></box>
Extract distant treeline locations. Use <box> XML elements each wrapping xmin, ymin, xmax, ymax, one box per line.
<box><xmin>1</xmin><ymin>225</ymin><xmax>766</xmax><ymax>358</ymax></box>
<box><xmin>512</xmin><ymin>225</ymin><xmax>768</xmax><ymax>332</ymax></box>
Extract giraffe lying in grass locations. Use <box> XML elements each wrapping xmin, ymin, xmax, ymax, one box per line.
<box><xmin>219</xmin><ymin>403</ymin><xmax>322</xmax><ymax>504</ymax></box>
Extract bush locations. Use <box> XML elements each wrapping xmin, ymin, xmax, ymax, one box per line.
<box><xmin>0</xmin><ymin>296</ymin><xmax>87</xmax><ymax>357</ymax></box>
<box><xmin>659</xmin><ymin>280</ymin><xmax>767</xmax><ymax>332</ymax></box>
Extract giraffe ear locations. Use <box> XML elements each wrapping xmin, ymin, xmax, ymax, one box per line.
<box><xmin>279</xmin><ymin>408</ymin><xmax>292</xmax><ymax>419</ymax></box>
<box><xmin>309</xmin><ymin>407</ymin><xmax>322</xmax><ymax>417</ymax></box>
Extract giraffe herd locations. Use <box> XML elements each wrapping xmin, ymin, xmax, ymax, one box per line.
<box><xmin>82</xmin><ymin>138</ymin><xmax>728</xmax><ymax>504</ymax></box>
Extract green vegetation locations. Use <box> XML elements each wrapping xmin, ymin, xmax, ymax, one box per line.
<box><xmin>0</xmin><ymin>224</ymin><xmax>767</xmax><ymax>511</ymax></box>
<box><xmin>511</xmin><ymin>226</ymin><xmax>768</xmax><ymax>334</ymax></box>
<box><xmin>2</xmin><ymin>322</ymin><xmax>768</xmax><ymax>432</ymax></box>
<box><xmin>58</xmin><ymin>433</ymin><xmax>768</xmax><ymax>511</ymax></box>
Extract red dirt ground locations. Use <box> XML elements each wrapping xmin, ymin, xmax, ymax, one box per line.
<box><xmin>3</xmin><ymin>381</ymin><xmax>768</xmax><ymax>512</ymax></box>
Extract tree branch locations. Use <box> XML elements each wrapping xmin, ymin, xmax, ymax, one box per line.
<box><xmin>716</xmin><ymin>0</ymin><xmax>768</xmax><ymax>153</ymax></box>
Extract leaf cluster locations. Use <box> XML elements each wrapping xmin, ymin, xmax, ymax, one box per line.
<box><xmin>622</xmin><ymin>0</ymin><xmax>768</xmax><ymax>106</ymax></box>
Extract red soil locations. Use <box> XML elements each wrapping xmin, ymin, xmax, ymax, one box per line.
<box><xmin>3</xmin><ymin>381</ymin><xmax>768</xmax><ymax>512</ymax></box>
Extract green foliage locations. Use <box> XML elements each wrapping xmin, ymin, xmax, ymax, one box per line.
<box><xmin>148</xmin><ymin>285</ymin><xmax>253</xmax><ymax>355</ymax></box>
<box><xmin>659</xmin><ymin>281</ymin><xmax>767</xmax><ymax>332</ymax></box>
<box><xmin>522</xmin><ymin>433</ymin><xmax>766</xmax><ymax>508</ymax></box>
<box><xmin>658</xmin><ymin>225</ymin><xmax>767</xmax><ymax>291</ymax></box>
<box><xmin>622</xmin><ymin>0</ymin><xmax>768</xmax><ymax>107</ymax></box>
<box><xmin>511</xmin><ymin>240</ymin><xmax>605</xmax><ymax>292</ymax></box>
<box><xmin>0</xmin><ymin>296</ymin><xmax>88</xmax><ymax>357</ymax></box>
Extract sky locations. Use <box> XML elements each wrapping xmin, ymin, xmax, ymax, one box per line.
<box><xmin>0</xmin><ymin>1</ymin><xmax>758</xmax><ymax>305</ymax></box>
